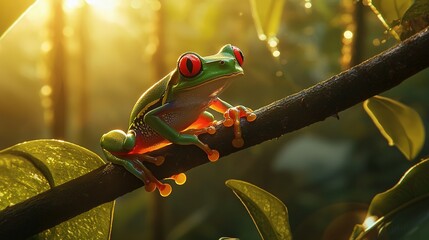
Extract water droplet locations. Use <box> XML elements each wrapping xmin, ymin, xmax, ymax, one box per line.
<box><xmin>258</xmin><ymin>34</ymin><xmax>267</xmax><ymax>41</ymax></box>
<box><xmin>372</xmin><ymin>38</ymin><xmax>381</xmax><ymax>46</ymax></box>
<box><xmin>268</xmin><ymin>37</ymin><xmax>278</xmax><ymax>47</ymax></box>
<box><xmin>40</xmin><ymin>85</ymin><xmax>52</xmax><ymax>96</ymax></box>
<box><xmin>272</xmin><ymin>50</ymin><xmax>280</xmax><ymax>58</ymax></box>
<box><xmin>343</xmin><ymin>30</ymin><xmax>353</xmax><ymax>39</ymax></box>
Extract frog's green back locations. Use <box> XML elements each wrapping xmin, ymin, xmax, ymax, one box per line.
<box><xmin>128</xmin><ymin>70</ymin><xmax>176</xmax><ymax>126</ymax></box>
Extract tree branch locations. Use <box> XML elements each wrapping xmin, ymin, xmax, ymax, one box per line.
<box><xmin>1</xmin><ymin>28</ymin><xmax>429</xmax><ymax>239</ymax></box>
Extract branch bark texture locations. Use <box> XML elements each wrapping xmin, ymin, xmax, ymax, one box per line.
<box><xmin>1</xmin><ymin>28</ymin><xmax>429</xmax><ymax>239</ymax></box>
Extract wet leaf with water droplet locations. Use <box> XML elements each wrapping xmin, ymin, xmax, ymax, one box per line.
<box><xmin>226</xmin><ymin>179</ymin><xmax>292</xmax><ymax>240</ymax></box>
<box><xmin>0</xmin><ymin>140</ymin><xmax>114</xmax><ymax>239</ymax></box>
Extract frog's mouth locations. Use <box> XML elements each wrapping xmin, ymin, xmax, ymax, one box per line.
<box><xmin>180</xmin><ymin>71</ymin><xmax>243</xmax><ymax>91</ymax></box>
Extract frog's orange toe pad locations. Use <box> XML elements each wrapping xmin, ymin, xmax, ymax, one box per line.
<box><xmin>159</xmin><ymin>184</ymin><xmax>172</xmax><ymax>197</ymax></box>
<box><xmin>207</xmin><ymin>126</ymin><xmax>216</xmax><ymax>135</ymax></box>
<box><xmin>208</xmin><ymin>150</ymin><xmax>220</xmax><ymax>162</ymax></box>
<box><xmin>232</xmin><ymin>138</ymin><xmax>244</xmax><ymax>148</ymax></box>
<box><xmin>247</xmin><ymin>113</ymin><xmax>257</xmax><ymax>122</ymax></box>
<box><xmin>171</xmin><ymin>173</ymin><xmax>187</xmax><ymax>185</ymax></box>
<box><xmin>223</xmin><ymin>119</ymin><xmax>234</xmax><ymax>127</ymax></box>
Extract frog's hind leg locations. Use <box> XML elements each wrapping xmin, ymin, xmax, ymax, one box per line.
<box><xmin>135</xmin><ymin>154</ymin><xmax>165</xmax><ymax>166</ymax></box>
<box><xmin>103</xmin><ymin>150</ymin><xmax>172</xmax><ymax>197</ymax></box>
<box><xmin>179</xmin><ymin>111</ymin><xmax>220</xmax><ymax>161</ymax></box>
<box><xmin>182</xmin><ymin>111</ymin><xmax>217</xmax><ymax>135</ymax></box>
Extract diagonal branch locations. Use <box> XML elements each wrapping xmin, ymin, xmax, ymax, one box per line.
<box><xmin>1</xmin><ymin>28</ymin><xmax>429</xmax><ymax>239</ymax></box>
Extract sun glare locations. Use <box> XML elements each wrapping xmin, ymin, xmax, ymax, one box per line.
<box><xmin>363</xmin><ymin>216</ymin><xmax>378</xmax><ymax>229</ymax></box>
<box><xmin>63</xmin><ymin>0</ymin><xmax>120</xmax><ymax>13</ymax></box>
<box><xmin>85</xmin><ymin>0</ymin><xmax>119</xmax><ymax>11</ymax></box>
<box><xmin>63</xmin><ymin>0</ymin><xmax>84</xmax><ymax>12</ymax></box>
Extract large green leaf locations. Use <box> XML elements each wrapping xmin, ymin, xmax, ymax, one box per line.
<box><xmin>351</xmin><ymin>159</ymin><xmax>429</xmax><ymax>240</ymax></box>
<box><xmin>0</xmin><ymin>140</ymin><xmax>114</xmax><ymax>239</ymax></box>
<box><xmin>0</xmin><ymin>0</ymin><xmax>37</xmax><ymax>39</ymax></box>
<box><xmin>226</xmin><ymin>180</ymin><xmax>292</xmax><ymax>240</ymax></box>
<box><xmin>363</xmin><ymin>95</ymin><xmax>425</xmax><ymax>160</ymax></box>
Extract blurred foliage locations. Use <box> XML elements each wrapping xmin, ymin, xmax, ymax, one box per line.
<box><xmin>367</xmin><ymin>158</ymin><xmax>429</xmax><ymax>219</ymax></box>
<box><xmin>364</xmin><ymin>0</ymin><xmax>429</xmax><ymax>40</ymax></box>
<box><xmin>364</xmin><ymin>95</ymin><xmax>425</xmax><ymax>160</ymax></box>
<box><xmin>351</xmin><ymin>158</ymin><xmax>429</xmax><ymax>239</ymax></box>
<box><xmin>401</xmin><ymin>0</ymin><xmax>429</xmax><ymax>39</ymax></box>
<box><xmin>0</xmin><ymin>140</ymin><xmax>114</xmax><ymax>239</ymax></box>
<box><xmin>0</xmin><ymin>0</ymin><xmax>428</xmax><ymax>239</ymax></box>
<box><xmin>363</xmin><ymin>0</ymin><xmax>414</xmax><ymax>40</ymax></box>
<box><xmin>249</xmin><ymin>0</ymin><xmax>285</xmax><ymax>55</ymax></box>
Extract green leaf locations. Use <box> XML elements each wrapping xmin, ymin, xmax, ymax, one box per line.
<box><xmin>351</xmin><ymin>159</ymin><xmax>429</xmax><ymax>240</ymax></box>
<box><xmin>0</xmin><ymin>140</ymin><xmax>114</xmax><ymax>239</ymax></box>
<box><xmin>226</xmin><ymin>179</ymin><xmax>292</xmax><ymax>240</ymax></box>
<box><xmin>0</xmin><ymin>0</ymin><xmax>37</xmax><ymax>39</ymax></box>
<box><xmin>363</xmin><ymin>95</ymin><xmax>425</xmax><ymax>160</ymax></box>
<box><xmin>368</xmin><ymin>159</ymin><xmax>429</xmax><ymax>217</ymax></box>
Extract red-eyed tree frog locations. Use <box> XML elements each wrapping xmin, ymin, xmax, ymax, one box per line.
<box><xmin>100</xmin><ymin>44</ymin><xmax>256</xmax><ymax>197</ymax></box>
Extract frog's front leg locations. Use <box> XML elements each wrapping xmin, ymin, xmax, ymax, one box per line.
<box><xmin>144</xmin><ymin>104</ymin><xmax>220</xmax><ymax>161</ymax></box>
<box><xmin>210</xmin><ymin>98</ymin><xmax>256</xmax><ymax>148</ymax></box>
<box><xmin>100</xmin><ymin>130</ymin><xmax>171</xmax><ymax>196</ymax></box>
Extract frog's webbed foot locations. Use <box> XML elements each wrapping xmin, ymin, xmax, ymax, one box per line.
<box><xmin>222</xmin><ymin>105</ymin><xmax>257</xmax><ymax>148</ymax></box>
<box><xmin>128</xmin><ymin>158</ymin><xmax>172</xmax><ymax>196</ymax></box>
<box><xmin>131</xmin><ymin>159</ymin><xmax>187</xmax><ymax>196</ymax></box>
<box><xmin>179</xmin><ymin>135</ymin><xmax>219</xmax><ymax>162</ymax></box>
<box><xmin>198</xmin><ymin>142</ymin><xmax>220</xmax><ymax>162</ymax></box>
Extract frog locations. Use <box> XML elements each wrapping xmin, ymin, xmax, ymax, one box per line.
<box><xmin>100</xmin><ymin>44</ymin><xmax>256</xmax><ymax>197</ymax></box>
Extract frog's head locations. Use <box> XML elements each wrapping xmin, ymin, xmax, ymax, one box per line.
<box><xmin>170</xmin><ymin>44</ymin><xmax>244</xmax><ymax>95</ymax></box>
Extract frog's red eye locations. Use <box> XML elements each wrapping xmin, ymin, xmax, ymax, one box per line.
<box><xmin>178</xmin><ymin>53</ymin><xmax>202</xmax><ymax>78</ymax></box>
<box><xmin>232</xmin><ymin>46</ymin><xmax>244</xmax><ymax>66</ymax></box>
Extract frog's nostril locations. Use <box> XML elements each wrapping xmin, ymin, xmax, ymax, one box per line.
<box><xmin>219</xmin><ymin>60</ymin><xmax>225</xmax><ymax>65</ymax></box>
